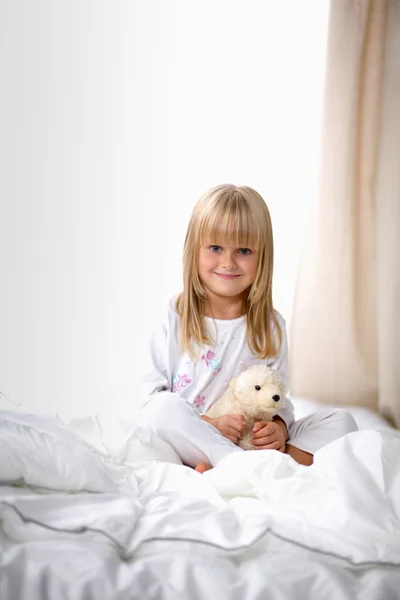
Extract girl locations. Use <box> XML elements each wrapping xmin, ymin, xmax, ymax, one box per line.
<box><xmin>139</xmin><ymin>184</ymin><xmax>357</xmax><ymax>472</ymax></box>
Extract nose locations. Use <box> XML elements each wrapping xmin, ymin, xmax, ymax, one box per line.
<box><xmin>272</xmin><ymin>395</ymin><xmax>280</xmax><ymax>402</ymax></box>
<box><xmin>222</xmin><ymin>251</ymin><xmax>237</xmax><ymax>270</ymax></box>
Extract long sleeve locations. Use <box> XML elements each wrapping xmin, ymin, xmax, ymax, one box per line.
<box><xmin>139</xmin><ymin>320</ymin><xmax>173</xmax><ymax>414</ymax></box>
<box><xmin>269</xmin><ymin>314</ymin><xmax>295</xmax><ymax>430</ymax></box>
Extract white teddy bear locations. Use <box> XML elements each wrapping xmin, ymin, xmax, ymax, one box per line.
<box><xmin>206</xmin><ymin>365</ymin><xmax>285</xmax><ymax>450</ymax></box>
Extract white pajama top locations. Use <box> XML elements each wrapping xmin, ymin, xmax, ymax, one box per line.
<box><xmin>139</xmin><ymin>299</ymin><xmax>295</xmax><ymax>429</ymax></box>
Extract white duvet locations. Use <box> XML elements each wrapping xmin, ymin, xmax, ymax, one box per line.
<box><xmin>1</xmin><ymin>410</ymin><xmax>400</xmax><ymax>600</ymax></box>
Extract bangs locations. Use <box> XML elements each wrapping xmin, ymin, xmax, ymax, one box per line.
<box><xmin>198</xmin><ymin>189</ymin><xmax>262</xmax><ymax>250</ymax></box>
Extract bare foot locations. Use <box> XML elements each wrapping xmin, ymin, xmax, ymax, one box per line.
<box><xmin>194</xmin><ymin>461</ymin><xmax>213</xmax><ymax>473</ymax></box>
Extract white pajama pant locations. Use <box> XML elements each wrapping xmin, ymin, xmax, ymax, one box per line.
<box><xmin>140</xmin><ymin>396</ymin><xmax>358</xmax><ymax>468</ymax></box>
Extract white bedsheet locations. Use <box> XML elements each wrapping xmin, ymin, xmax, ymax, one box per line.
<box><xmin>1</xmin><ymin>411</ymin><xmax>400</xmax><ymax>600</ymax></box>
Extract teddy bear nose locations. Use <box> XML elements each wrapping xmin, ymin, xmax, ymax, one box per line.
<box><xmin>272</xmin><ymin>395</ymin><xmax>280</xmax><ymax>402</ymax></box>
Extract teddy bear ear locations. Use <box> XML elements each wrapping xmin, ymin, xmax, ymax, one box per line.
<box><xmin>229</xmin><ymin>377</ymin><xmax>237</xmax><ymax>391</ymax></box>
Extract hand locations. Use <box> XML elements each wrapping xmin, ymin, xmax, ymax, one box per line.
<box><xmin>203</xmin><ymin>414</ymin><xmax>246</xmax><ymax>444</ymax></box>
<box><xmin>252</xmin><ymin>418</ymin><xmax>287</xmax><ymax>452</ymax></box>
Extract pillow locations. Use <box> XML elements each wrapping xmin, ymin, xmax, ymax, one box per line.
<box><xmin>292</xmin><ymin>398</ymin><xmax>391</xmax><ymax>430</ymax></box>
<box><xmin>0</xmin><ymin>410</ymin><xmax>117</xmax><ymax>493</ymax></box>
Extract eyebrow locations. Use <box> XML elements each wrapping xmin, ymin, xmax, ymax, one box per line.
<box><xmin>204</xmin><ymin>243</ymin><xmax>254</xmax><ymax>249</ymax></box>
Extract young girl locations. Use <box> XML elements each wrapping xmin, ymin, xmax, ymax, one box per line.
<box><xmin>139</xmin><ymin>184</ymin><xmax>357</xmax><ymax>472</ymax></box>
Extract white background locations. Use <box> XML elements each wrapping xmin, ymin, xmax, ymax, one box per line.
<box><xmin>0</xmin><ymin>0</ymin><xmax>329</xmax><ymax>420</ymax></box>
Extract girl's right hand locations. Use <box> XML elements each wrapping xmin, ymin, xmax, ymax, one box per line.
<box><xmin>203</xmin><ymin>414</ymin><xmax>246</xmax><ymax>444</ymax></box>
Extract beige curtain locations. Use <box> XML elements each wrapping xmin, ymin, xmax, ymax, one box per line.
<box><xmin>290</xmin><ymin>0</ymin><xmax>400</xmax><ymax>427</ymax></box>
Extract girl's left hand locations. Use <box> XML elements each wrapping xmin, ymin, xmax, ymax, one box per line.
<box><xmin>252</xmin><ymin>419</ymin><xmax>287</xmax><ymax>452</ymax></box>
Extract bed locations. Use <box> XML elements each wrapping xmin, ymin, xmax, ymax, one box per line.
<box><xmin>1</xmin><ymin>405</ymin><xmax>399</xmax><ymax>600</ymax></box>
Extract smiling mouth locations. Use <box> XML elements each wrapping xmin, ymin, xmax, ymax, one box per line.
<box><xmin>215</xmin><ymin>273</ymin><xmax>241</xmax><ymax>280</ymax></box>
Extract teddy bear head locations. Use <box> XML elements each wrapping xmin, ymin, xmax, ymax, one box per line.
<box><xmin>229</xmin><ymin>365</ymin><xmax>285</xmax><ymax>419</ymax></box>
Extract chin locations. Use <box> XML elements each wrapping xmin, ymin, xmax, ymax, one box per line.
<box><xmin>210</xmin><ymin>280</ymin><xmax>249</xmax><ymax>294</ymax></box>
<box><xmin>214</xmin><ymin>287</ymin><xmax>248</xmax><ymax>298</ymax></box>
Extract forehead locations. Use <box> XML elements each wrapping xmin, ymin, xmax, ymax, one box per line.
<box><xmin>196</xmin><ymin>191</ymin><xmax>266</xmax><ymax>251</ymax></box>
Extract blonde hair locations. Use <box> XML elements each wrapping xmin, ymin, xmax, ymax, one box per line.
<box><xmin>176</xmin><ymin>184</ymin><xmax>282</xmax><ymax>359</ymax></box>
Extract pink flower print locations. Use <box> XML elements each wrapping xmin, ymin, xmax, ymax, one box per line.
<box><xmin>202</xmin><ymin>350</ymin><xmax>215</xmax><ymax>365</ymax></box>
<box><xmin>194</xmin><ymin>395</ymin><xmax>205</xmax><ymax>409</ymax></box>
<box><xmin>201</xmin><ymin>350</ymin><xmax>221</xmax><ymax>373</ymax></box>
<box><xmin>172</xmin><ymin>374</ymin><xmax>192</xmax><ymax>393</ymax></box>
<box><xmin>239</xmin><ymin>362</ymin><xmax>248</xmax><ymax>373</ymax></box>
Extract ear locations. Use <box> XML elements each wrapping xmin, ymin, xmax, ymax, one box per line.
<box><xmin>229</xmin><ymin>377</ymin><xmax>237</xmax><ymax>391</ymax></box>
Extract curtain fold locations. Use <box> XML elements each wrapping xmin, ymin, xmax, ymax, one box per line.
<box><xmin>290</xmin><ymin>0</ymin><xmax>400</xmax><ymax>427</ymax></box>
<box><xmin>375</xmin><ymin>0</ymin><xmax>400</xmax><ymax>426</ymax></box>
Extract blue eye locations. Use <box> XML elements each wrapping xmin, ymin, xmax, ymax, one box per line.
<box><xmin>239</xmin><ymin>248</ymin><xmax>251</xmax><ymax>255</ymax></box>
<box><xmin>210</xmin><ymin>245</ymin><xmax>221</xmax><ymax>253</ymax></box>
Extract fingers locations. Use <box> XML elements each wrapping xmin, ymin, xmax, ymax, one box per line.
<box><xmin>229</xmin><ymin>423</ymin><xmax>245</xmax><ymax>436</ymax></box>
<box><xmin>214</xmin><ymin>415</ymin><xmax>246</xmax><ymax>442</ymax></box>
<box><xmin>252</xmin><ymin>422</ymin><xmax>276</xmax><ymax>439</ymax></box>
<box><xmin>224</xmin><ymin>425</ymin><xmax>243</xmax><ymax>441</ymax></box>
<box><xmin>221</xmin><ymin>418</ymin><xmax>245</xmax><ymax>444</ymax></box>
<box><xmin>254</xmin><ymin>442</ymin><xmax>285</xmax><ymax>452</ymax></box>
<box><xmin>255</xmin><ymin>441</ymin><xmax>284</xmax><ymax>451</ymax></box>
<box><xmin>231</xmin><ymin>414</ymin><xmax>246</xmax><ymax>424</ymax></box>
<box><xmin>226</xmin><ymin>415</ymin><xmax>246</xmax><ymax>435</ymax></box>
<box><xmin>252</xmin><ymin>437</ymin><xmax>281</xmax><ymax>448</ymax></box>
<box><xmin>252</xmin><ymin>422</ymin><xmax>265</xmax><ymax>434</ymax></box>
<box><xmin>252</xmin><ymin>436</ymin><xmax>270</xmax><ymax>447</ymax></box>
<box><xmin>252</xmin><ymin>421</ymin><xmax>286</xmax><ymax>450</ymax></box>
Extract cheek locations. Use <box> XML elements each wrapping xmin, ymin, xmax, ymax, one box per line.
<box><xmin>198</xmin><ymin>250</ymin><xmax>217</xmax><ymax>275</ymax></box>
<box><xmin>242</xmin><ymin>256</ymin><xmax>258</xmax><ymax>279</ymax></box>
<box><xmin>250</xmin><ymin>261</ymin><xmax>258</xmax><ymax>278</ymax></box>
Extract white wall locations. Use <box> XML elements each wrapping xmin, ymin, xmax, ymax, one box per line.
<box><xmin>0</xmin><ymin>0</ymin><xmax>329</xmax><ymax>420</ymax></box>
